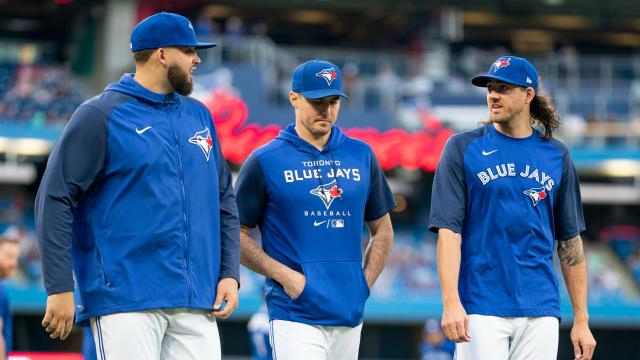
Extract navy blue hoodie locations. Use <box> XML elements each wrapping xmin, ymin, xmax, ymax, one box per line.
<box><xmin>236</xmin><ymin>124</ymin><xmax>396</xmax><ymax>327</ymax></box>
<box><xmin>35</xmin><ymin>74</ymin><xmax>240</xmax><ymax>324</ymax></box>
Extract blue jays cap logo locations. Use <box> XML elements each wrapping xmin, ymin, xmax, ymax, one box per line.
<box><xmin>492</xmin><ymin>58</ymin><xmax>511</xmax><ymax>71</ymax></box>
<box><xmin>315</xmin><ymin>68</ymin><xmax>338</xmax><ymax>86</ymax></box>
<box><xmin>188</xmin><ymin>127</ymin><xmax>213</xmax><ymax>161</ymax></box>
<box><xmin>310</xmin><ymin>179</ymin><xmax>343</xmax><ymax>209</ymax></box>
<box><xmin>523</xmin><ymin>186</ymin><xmax>548</xmax><ymax>206</ymax></box>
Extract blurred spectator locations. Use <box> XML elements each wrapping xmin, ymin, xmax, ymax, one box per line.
<box><xmin>376</xmin><ymin>64</ymin><xmax>400</xmax><ymax>111</ymax></box>
<box><xmin>459</xmin><ymin>47</ymin><xmax>482</xmax><ymax>78</ymax></box>
<box><xmin>250</xmin><ymin>21</ymin><xmax>269</xmax><ymax>37</ymax></box>
<box><xmin>0</xmin><ymin>194</ymin><xmax>23</xmax><ymax>224</ymax></box>
<box><xmin>342</xmin><ymin>62</ymin><xmax>363</xmax><ymax>108</ymax></box>
<box><xmin>419</xmin><ymin>319</ymin><xmax>455</xmax><ymax>360</ymax></box>
<box><xmin>559</xmin><ymin>44</ymin><xmax>579</xmax><ymax>86</ymax></box>
<box><xmin>225</xmin><ymin>16</ymin><xmax>245</xmax><ymax>37</ymax></box>
<box><xmin>4</xmin><ymin>225</ymin><xmax>40</xmax><ymax>284</ymax></box>
<box><xmin>223</xmin><ymin>16</ymin><xmax>246</xmax><ymax>63</ymax></box>
<box><xmin>0</xmin><ymin>235</ymin><xmax>20</xmax><ymax>357</ymax></box>
<box><xmin>559</xmin><ymin>113</ymin><xmax>587</xmax><ymax>146</ymax></box>
<box><xmin>247</xmin><ymin>303</ymin><xmax>272</xmax><ymax>360</ymax></box>
<box><xmin>407</xmin><ymin>29</ymin><xmax>425</xmax><ymax>77</ymax></box>
<box><xmin>194</xmin><ymin>15</ymin><xmax>216</xmax><ymax>37</ymax></box>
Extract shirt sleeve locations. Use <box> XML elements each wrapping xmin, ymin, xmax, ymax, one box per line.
<box><xmin>235</xmin><ymin>153</ymin><xmax>267</xmax><ymax>228</ymax></box>
<box><xmin>554</xmin><ymin>150</ymin><xmax>586</xmax><ymax>240</ymax></box>
<box><xmin>428</xmin><ymin>136</ymin><xmax>467</xmax><ymax>234</ymax></box>
<box><xmin>364</xmin><ymin>154</ymin><xmax>397</xmax><ymax>221</ymax></box>
<box><xmin>35</xmin><ymin>104</ymin><xmax>108</xmax><ymax>295</ymax></box>
<box><xmin>213</xmin><ymin>124</ymin><xmax>241</xmax><ymax>284</ymax></box>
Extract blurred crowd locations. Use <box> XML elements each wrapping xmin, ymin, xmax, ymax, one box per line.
<box><xmin>0</xmin><ymin>63</ymin><xmax>85</xmax><ymax>126</ymax></box>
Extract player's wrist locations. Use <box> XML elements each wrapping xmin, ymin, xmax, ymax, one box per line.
<box><xmin>441</xmin><ymin>292</ymin><xmax>461</xmax><ymax>306</ymax></box>
<box><xmin>573</xmin><ymin>313</ymin><xmax>589</xmax><ymax>325</ymax></box>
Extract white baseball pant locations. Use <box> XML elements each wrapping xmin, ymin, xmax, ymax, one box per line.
<box><xmin>270</xmin><ymin>319</ymin><xmax>362</xmax><ymax>360</ymax></box>
<box><xmin>90</xmin><ymin>308</ymin><xmax>220</xmax><ymax>360</ymax></box>
<box><xmin>455</xmin><ymin>315</ymin><xmax>559</xmax><ymax>360</ymax></box>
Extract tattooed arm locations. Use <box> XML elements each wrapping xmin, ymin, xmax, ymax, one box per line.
<box><xmin>558</xmin><ymin>235</ymin><xmax>596</xmax><ymax>360</ymax></box>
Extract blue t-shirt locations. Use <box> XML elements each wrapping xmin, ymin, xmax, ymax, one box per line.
<box><xmin>236</xmin><ymin>124</ymin><xmax>396</xmax><ymax>327</ymax></box>
<box><xmin>429</xmin><ymin>124</ymin><xmax>585</xmax><ymax>317</ymax></box>
<box><xmin>0</xmin><ymin>284</ymin><xmax>12</xmax><ymax>355</ymax></box>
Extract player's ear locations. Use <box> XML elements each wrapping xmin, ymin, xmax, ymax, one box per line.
<box><xmin>289</xmin><ymin>91</ymin><xmax>299</xmax><ymax>108</ymax></box>
<box><xmin>524</xmin><ymin>87</ymin><xmax>535</xmax><ymax>104</ymax></box>
<box><xmin>157</xmin><ymin>48</ymin><xmax>168</xmax><ymax>67</ymax></box>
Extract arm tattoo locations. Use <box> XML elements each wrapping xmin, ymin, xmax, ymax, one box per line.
<box><xmin>557</xmin><ymin>235</ymin><xmax>585</xmax><ymax>266</ymax></box>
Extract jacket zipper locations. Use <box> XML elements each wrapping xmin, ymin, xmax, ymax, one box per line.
<box><xmin>166</xmin><ymin>98</ymin><xmax>192</xmax><ymax>306</ymax></box>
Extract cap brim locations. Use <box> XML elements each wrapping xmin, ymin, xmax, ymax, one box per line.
<box><xmin>471</xmin><ymin>74</ymin><xmax>525</xmax><ymax>88</ymax></box>
<box><xmin>195</xmin><ymin>42</ymin><xmax>217</xmax><ymax>49</ymax></box>
<box><xmin>301</xmin><ymin>89</ymin><xmax>349</xmax><ymax>100</ymax></box>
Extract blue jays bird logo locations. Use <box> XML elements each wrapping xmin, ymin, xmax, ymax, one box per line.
<box><xmin>523</xmin><ymin>186</ymin><xmax>548</xmax><ymax>207</ymax></box>
<box><xmin>310</xmin><ymin>179</ymin><xmax>343</xmax><ymax>209</ymax></box>
<box><xmin>492</xmin><ymin>58</ymin><xmax>511</xmax><ymax>71</ymax></box>
<box><xmin>315</xmin><ymin>68</ymin><xmax>338</xmax><ymax>86</ymax></box>
<box><xmin>188</xmin><ymin>127</ymin><xmax>213</xmax><ymax>161</ymax></box>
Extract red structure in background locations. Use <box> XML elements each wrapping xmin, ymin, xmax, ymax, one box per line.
<box><xmin>9</xmin><ymin>353</ymin><xmax>84</xmax><ymax>360</ymax></box>
<box><xmin>203</xmin><ymin>89</ymin><xmax>453</xmax><ymax>172</ymax></box>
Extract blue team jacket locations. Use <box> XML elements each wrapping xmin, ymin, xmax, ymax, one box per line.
<box><xmin>35</xmin><ymin>74</ymin><xmax>240</xmax><ymax>324</ymax></box>
<box><xmin>236</xmin><ymin>125</ymin><xmax>396</xmax><ymax>327</ymax></box>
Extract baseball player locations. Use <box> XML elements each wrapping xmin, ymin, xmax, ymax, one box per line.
<box><xmin>247</xmin><ymin>303</ymin><xmax>272</xmax><ymax>360</ymax></box>
<box><xmin>235</xmin><ymin>59</ymin><xmax>396</xmax><ymax>360</ymax></box>
<box><xmin>429</xmin><ymin>56</ymin><xmax>596</xmax><ymax>360</ymax></box>
<box><xmin>420</xmin><ymin>319</ymin><xmax>455</xmax><ymax>360</ymax></box>
<box><xmin>0</xmin><ymin>235</ymin><xmax>20</xmax><ymax>360</ymax></box>
<box><xmin>35</xmin><ymin>12</ymin><xmax>240</xmax><ymax>359</ymax></box>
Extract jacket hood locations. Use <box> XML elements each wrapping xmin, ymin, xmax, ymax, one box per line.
<box><xmin>275</xmin><ymin>124</ymin><xmax>346</xmax><ymax>154</ymax></box>
<box><xmin>105</xmin><ymin>73</ymin><xmax>180</xmax><ymax>105</ymax></box>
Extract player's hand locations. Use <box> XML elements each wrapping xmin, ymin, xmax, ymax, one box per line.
<box><xmin>570</xmin><ymin>322</ymin><xmax>596</xmax><ymax>360</ymax></box>
<box><xmin>441</xmin><ymin>300</ymin><xmax>471</xmax><ymax>343</ymax></box>
<box><xmin>282</xmin><ymin>268</ymin><xmax>306</xmax><ymax>300</ymax></box>
<box><xmin>42</xmin><ymin>291</ymin><xmax>75</xmax><ymax>340</ymax></box>
<box><xmin>212</xmin><ymin>277</ymin><xmax>239</xmax><ymax>319</ymax></box>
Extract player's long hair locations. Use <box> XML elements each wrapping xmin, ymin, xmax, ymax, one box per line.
<box><xmin>530</xmin><ymin>91</ymin><xmax>560</xmax><ymax>140</ymax></box>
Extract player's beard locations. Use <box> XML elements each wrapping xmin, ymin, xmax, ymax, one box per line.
<box><xmin>489</xmin><ymin>106</ymin><xmax>521</xmax><ymax>124</ymax></box>
<box><xmin>168</xmin><ymin>64</ymin><xmax>193</xmax><ymax>95</ymax></box>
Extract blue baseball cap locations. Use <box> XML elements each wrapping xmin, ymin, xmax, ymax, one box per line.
<box><xmin>130</xmin><ymin>12</ymin><xmax>216</xmax><ymax>52</ymax></box>
<box><xmin>291</xmin><ymin>60</ymin><xmax>349</xmax><ymax>99</ymax></box>
<box><xmin>471</xmin><ymin>56</ymin><xmax>539</xmax><ymax>91</ymax></box>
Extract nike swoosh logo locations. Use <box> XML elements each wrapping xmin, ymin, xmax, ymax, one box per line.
<box><xmin>313</xmin><ymin>220</ymin><xmax>327</xmax><ymax>227</ymax></box>
<box><xmin>482</xmin><ymin>149</ymin><xmax>498</xmax><ymax>156</ymax></box>
<box><xmin>136</xmin><ymin>126</ymin><xmax>152</xmax><ymax>135</ymax></box>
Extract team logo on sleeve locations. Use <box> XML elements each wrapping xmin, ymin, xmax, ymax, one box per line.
<box><xmin>315</xmin><ymin>68</ymin><xmax>337</xmax><ymax>86</ymax></box>
<box><xmin>310</xmin><ymin>180</ymin><xmax>343</xmax><ymax>209</ymax></box>
<box><xmin>188</xmin><ymin>127</ymin><xmax>214</xmax><ymax>161</ymax></box>
<box><xmin>523</xmin><ymin>186</ymin><xmax>547</xmax><ymax>206</ymax></box>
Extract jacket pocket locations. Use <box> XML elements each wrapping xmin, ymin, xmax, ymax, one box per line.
<box><xmin>290</xmin><ymin>261</ymin><xmax>369</xmax><ymax>327</ymax></box>
<box><xmin>94</xmin><ymin>243</ymin><xmax>111</xmax><ymax>287</ymax></box>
